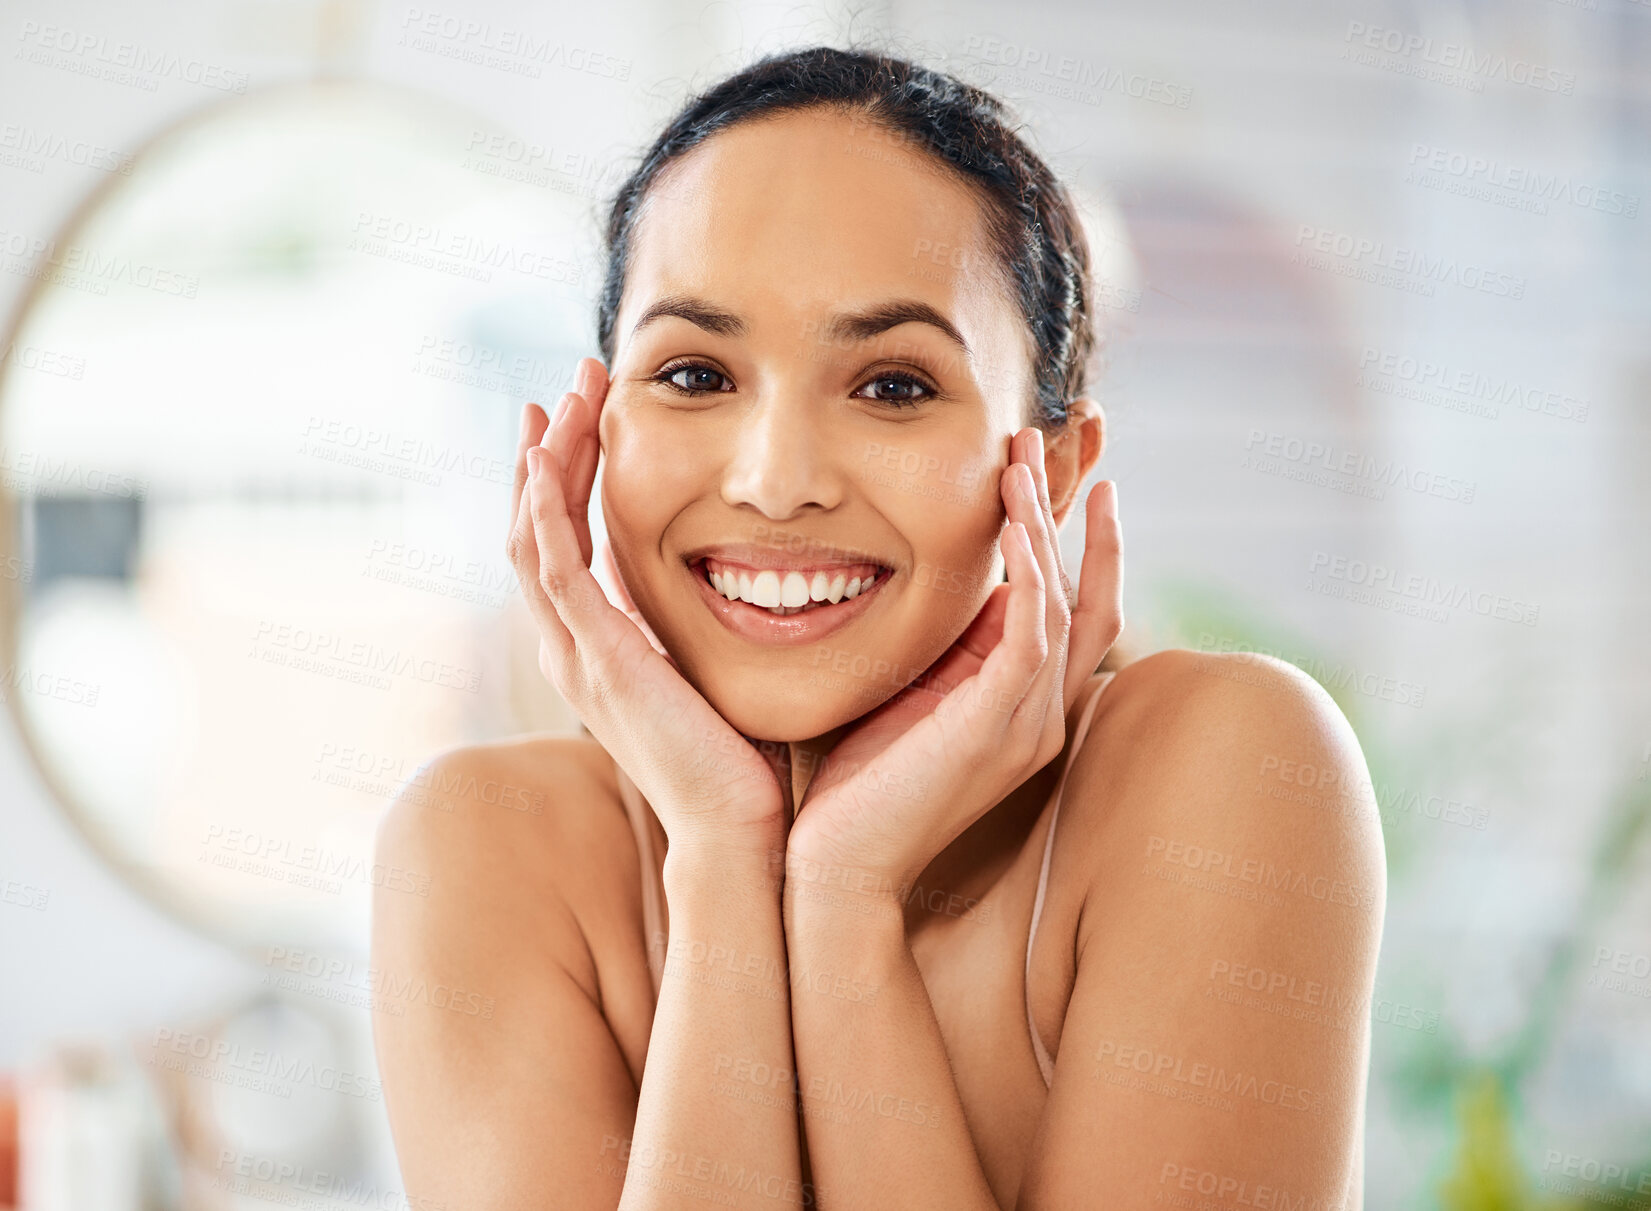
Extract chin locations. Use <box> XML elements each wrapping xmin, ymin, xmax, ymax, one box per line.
<box><xmin>694</xmin><ymin>671</ymin><xmax>887</xmax><ymax>744</ymax></box>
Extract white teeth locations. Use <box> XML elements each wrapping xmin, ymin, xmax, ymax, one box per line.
<box><xmin>701</xmin><ymin>561</ymin><xmax>884</xmax><ymax>612</ymax></box>
<box><xmin>750</xmin><ymin>570</ymin><xmax>782</xmax><ymax>608</ymax></box>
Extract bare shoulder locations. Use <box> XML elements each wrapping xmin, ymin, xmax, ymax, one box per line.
<box><xmin>369</xmin><ymin>733</ymin><xmax>652</xmax><ymax>1201</ymax></box>
<box><xmin>1014</xmin><ymin>651</ymin><xmax>1385</xmax><ymax>1203</ymax></box>
<box><xmin>371</xmin><ymin>731</ymin><xmax>650</xmax><ymax>999</ymax></box>
<box><xmin>1063</xmin><ymin>648</ymin><xmax>1386</xmax><ymax>909</ymax></box>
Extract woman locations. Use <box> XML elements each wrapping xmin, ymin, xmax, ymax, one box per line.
<box><xmin>371</xmin><ymin>46</ymin><xmax>1384</xmax><ymax>1210</ymax></box>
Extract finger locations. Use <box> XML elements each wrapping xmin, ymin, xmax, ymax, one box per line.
<box><xmin>1021</xmin><ymin>428</ymin><xmax>1075</xmax><ymax>608</ymax></box>
<box><xmin>510</xmin><ymin>401</ymin><xmax>551</xmax><ymax>529</ymax></box>
<box><xmin>960</xmin><ymin>520</ymin><xmax>1046</xmax><ymax>730</ymax></box>
<box><xmin>1064</xmin><ymin>479</ymin><xmax>1124</xmax><ymax>704</ymax></box>
<box><xmin>566</xmin><ymin>393</ymin><xmax>605</xmax><ymax>567</ymax></box>
<box><xmin>525</xmin><ymin>446</ymin><xmax>610</xmax><ymax>626</ymax></box>
<box><xmin>596</xmin><ymin>536</ymin><xmax>677</xmax><ymax>669</ymax></box>
<box><xmin>541</xmin><ymin>389</ymin><xmax>599</xmax><ymax>564</ymax></box>
<box><xmin>919</xmin><ymin>583</ymin><xmax>1009</xmax><ymax>697</ymax></box>
<box><xmin>1002</xmin><ymin>443</ymin><xmax>1068</xmax><ymax>704</ymax></box>
<box><xmin>510</xmin><ymin>449</ymin><xmax>575</xmax><ymax>663</ymax></box>
<box><xmin>576</xmin><ymin>355</ymin><xmax>611</xmax><ymax>407</ymax></box>
<box><xmin>549</xmin><ymin>358</ymin><xmax>611</xmax><ymax>476</ymax></box>
<box><xmin>551</xmin><ymin>360</ymin><xmax>610</xmax><ymax>550</ymax></box>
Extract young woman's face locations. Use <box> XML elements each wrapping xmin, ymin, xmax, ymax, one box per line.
<box><xmin>600</xmin><ymin>106</ymin><xmax>1038</xmax><ymax>742</ymax></box>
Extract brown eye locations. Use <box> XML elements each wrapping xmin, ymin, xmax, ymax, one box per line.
<box><xmin>656</xmin><ymin>362</ymin><xmax>733</xmax><ymax>394</ymax></box>
<box><xmin>855</xmin><ymin>371</ymin><xmax>934</xmax><ymax>408</ymax></box>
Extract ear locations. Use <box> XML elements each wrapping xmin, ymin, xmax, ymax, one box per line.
<box><xmin>1043</xmin><ymin>397</ymin><xmax>1106</xmax><ymax>528</ymax></box>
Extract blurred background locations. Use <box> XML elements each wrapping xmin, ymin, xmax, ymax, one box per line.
<box><xmin>0</xmin><ymin>0</ymin><xmax>1646</xmax><ymax>1206</ymax></box>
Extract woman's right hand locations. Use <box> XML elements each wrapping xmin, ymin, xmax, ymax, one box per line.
<box><xmin>506</xmin><ymin>358</ymin><xmax>790</xmax><ymax>859</ymax></box>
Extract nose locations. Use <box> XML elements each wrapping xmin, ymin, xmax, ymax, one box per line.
<box><xmin>719</xmin><ymin>391</ymin><xmax>843</xmax><ymax>520</ymax></box>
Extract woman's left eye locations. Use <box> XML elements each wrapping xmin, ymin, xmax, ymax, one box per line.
<box><xmin>855</xmin><ymin>371</ymin><xmax>935</xmax><ymax>408</ymax></box>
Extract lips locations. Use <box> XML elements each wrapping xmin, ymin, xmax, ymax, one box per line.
<box><xmin>685</xmin><ymin>550</ymin><xmax>892</xmax><ymax>644</ymax></box>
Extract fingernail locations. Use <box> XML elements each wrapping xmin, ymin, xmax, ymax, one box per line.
<box><xmin>550</xmin><ymin>394</ymin><xmax>574</xmax><ymax>429</ymax></box>
<box><xmin>576</xmin><ymin>360</ymin><xmax>596</xmax><ymax>397</ymax></box>
<box><xmin>527</xmin><ymin>447</ymin><xmax>541</xmax><ymax>477</ymax></box>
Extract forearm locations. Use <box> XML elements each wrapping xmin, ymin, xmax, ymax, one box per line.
<box><xmin>783</xmin><ymin>870</ymin><xmax>999</xmax><ymax>1211</ymax></box>
<box><xmin>617</xmin><ymin>841</ymin><xmax>810</xmax><ymax>1211</ymax></box>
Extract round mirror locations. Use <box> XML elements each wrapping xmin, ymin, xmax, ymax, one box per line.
<box><xmin>0</xmin><ymin>79</ymin><xmax>603</xmax><ymax>954</ymax></box>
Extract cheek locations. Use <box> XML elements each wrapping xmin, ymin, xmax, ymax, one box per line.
<box><xmin>599</xmin><ymin>399</ymin><xmax>699</xmax><ymax>537</ymax></box>
<box><xmin>868</xmin><ymin>464</ymin><xmax>1005</xmax><ymax>648</ymax></box>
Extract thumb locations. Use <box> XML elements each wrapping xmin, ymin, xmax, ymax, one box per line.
<box><xmin>596</xmin><ymin>537</ymin><xmax>677</xmax><ymax>668</ymax></box>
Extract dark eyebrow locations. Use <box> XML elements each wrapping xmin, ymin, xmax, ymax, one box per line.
<box><xmin>630</xmin><ymin>294</ymin><xmax>972</xmax><ymax>360</ymax></box>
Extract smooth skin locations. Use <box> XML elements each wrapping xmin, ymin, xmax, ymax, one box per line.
<box><xmin>371</xmin><ymin>107</ymin><xmax>1384</xmax><ymax>1210</ymax></box>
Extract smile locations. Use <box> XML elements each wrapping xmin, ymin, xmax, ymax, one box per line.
<box><xmin>685</xmin><ymin>553</ymin><xmax>892</xmax><ymax>644</ymax></box>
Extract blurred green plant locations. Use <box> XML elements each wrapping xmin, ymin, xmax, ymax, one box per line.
<box><xmin>1148</xmin><ymin>579</ymin><xmax>1651</xmax><ymax>1211</ymax></box>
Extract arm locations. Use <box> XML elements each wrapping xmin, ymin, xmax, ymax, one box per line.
<box><xmin>371</xmin><ymin>752</ymin><xmax>810</xmax><ymax>1210</ymax></box>
<box><xmin>370</xmin><ymin>744</ymin><xmax>647</xmax><ymax>1208</ymax></box>
<box><xmin>782</xmin><ymin>867</ymin><xmax>1001</xmax><ymax>1209</ymax></box>
<box><xmin>1015</xmin><ymin>650</ymin><xmax>1386</xmax><ymax>1208</ymax></box>
<box><xmin>618</xmin><ymin>832</ymin><xmax>810</xmax><ymax>1210</ymax></box>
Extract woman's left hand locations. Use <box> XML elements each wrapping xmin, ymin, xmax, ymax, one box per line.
<box><xmin>785</xmin><ymin>427</ymin><xmax>1124</xmax><ymax>897</ymax></box>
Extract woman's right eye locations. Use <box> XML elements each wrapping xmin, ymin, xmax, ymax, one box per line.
<box><xmin>655</xmin><ymin>362</ymin><xmax>733</xmax><ymax>395</ymax></box>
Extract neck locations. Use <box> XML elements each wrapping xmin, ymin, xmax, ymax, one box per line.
<box><xmin>784</xmin><ymin>724</ymin><xmax>851</xmax><ymax>818</ymax></box>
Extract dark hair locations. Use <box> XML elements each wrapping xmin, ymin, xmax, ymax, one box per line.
<box><xmin>595</xmin><ymin>45</ymin><xmax>1099</xmax><ymax>430</ymax></box>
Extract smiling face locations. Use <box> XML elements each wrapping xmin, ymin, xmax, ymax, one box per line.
<box><xmin>598</xmin><ymin>106</ymin><xmax>1040</xmax><ymax>742</ymax></box>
